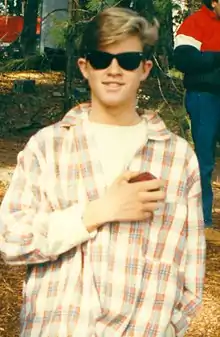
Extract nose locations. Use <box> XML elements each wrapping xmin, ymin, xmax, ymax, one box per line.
<box><xmin>107</xmin><ymin>58</ymin><xmax>122</xmax><ymax>75</ymax></box>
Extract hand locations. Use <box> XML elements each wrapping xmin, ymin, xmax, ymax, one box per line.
<box><xmin>83</xmin><ymin>171</ymin><xmax>165</xmax><ymax>231</ymax></box>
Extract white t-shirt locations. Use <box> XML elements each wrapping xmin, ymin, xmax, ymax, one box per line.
<box><xmin>88</xmin><ymin>119</ymin><xmax>148</xmax><ymax>186</ymax></box>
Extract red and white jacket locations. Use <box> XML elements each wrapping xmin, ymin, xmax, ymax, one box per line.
<box><xmin>174</xmin><ymin>5</ymin><xmax>220</xmax><ymax>94</ymax></box>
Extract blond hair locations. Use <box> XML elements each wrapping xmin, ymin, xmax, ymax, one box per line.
<box><xmin>80</xmin><ymin>7</ymin><xmax>159</xmax><ymax>58</ymax></box>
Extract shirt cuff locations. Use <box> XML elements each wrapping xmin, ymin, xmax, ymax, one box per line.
<box><xmin>47</xmin><ymin>204</ymin><xmax>97</xmax><ymax>256</ymax></box>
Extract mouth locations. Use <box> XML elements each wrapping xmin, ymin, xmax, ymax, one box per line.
<box><xmin>102</xmin><ymin>82</ymin><xmax>124</xmax><ymax>89</ymax></box>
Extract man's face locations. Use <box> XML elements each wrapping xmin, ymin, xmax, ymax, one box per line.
<box><xmin>78</xmin><ymin>35</ymin><xmax>153</xmax><ymax>109</ymax></box>
<box><xmin>213</xmin><ymin>0</ymin><xmax>220</xmax><ymax>18</ymax></box>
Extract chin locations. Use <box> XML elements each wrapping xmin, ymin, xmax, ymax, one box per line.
<box><xmin>102</xmin><ymin>100</ymin><xmax>126</xmax><ymax>108</ymax></box>
<box><xmin>100</xmin><ymin>95</ymin><xmax>129</xmax><ymax>107</ymax></box>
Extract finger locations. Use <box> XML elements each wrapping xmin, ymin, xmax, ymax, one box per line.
<box><xmin>115</xmin><ymin>171</ymin><xmax>141</xmax><ymax>184</ymax></box>
<box><xmin>142</xmin><ymin>202</ymin><xmax>160</xmax><ymax>212</ymax></box>
<box><xmin>144</xmin><ymin>211</ymin><xmax>154</xmax><ymax>220</ymax></box>
<box><xmin>135</xmin><ymin>179</ymin><xmax>165</xmax><ymax>191</ymax></box>
<box><xmin>139</xmin><ymin>211</ymin><xmax>153</xmax><ymax>220</ymax></box>
<box><xmin>139</xmin><ymin>190</ymin><xmax>165</xmax><ymax>202</ymax></box>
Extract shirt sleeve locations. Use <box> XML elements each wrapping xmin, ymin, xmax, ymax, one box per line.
<box><xmin>170</xmin><ymin>149</ymin><xmax>206</xmax><ymax>337</ymax></box>
<box><xmin>0</xmin><ymin>138</ymin><xmax>97</xmax><ymax>266</ymax></box>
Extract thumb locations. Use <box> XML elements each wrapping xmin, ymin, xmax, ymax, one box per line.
<box><xmin>114</xmin><ymin>171</ymin><xmax>140</xmax><ymax>184</ymax></box>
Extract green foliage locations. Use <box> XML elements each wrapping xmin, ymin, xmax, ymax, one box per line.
<box><xmin>0</xmin><ymin>0</ymin><xmax>23</xmax><ymax>15</ymax></box>
<box><xmin>49</xmin><ymin>16</ymin><xmax>69</xmax><ymax>49</ymax></box>
<box><xmin>0</xmin><ymin>54</ymin><xmax>50</xmax><ymax>72</ymax></box>
<box><xmin>86</xmin><ymin>0</ymin><xmax>118</xmax><ymax>12</ymax></box>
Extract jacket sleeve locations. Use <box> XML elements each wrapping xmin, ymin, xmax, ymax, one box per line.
<box><xmin>174</xmin><ymin>45</ymin><xmax>220</xmax><ymax>73</ymax></box>
<box><xmin>170</xmin><ymin>149</ymin><xmax>206</xmax><ymax>337</ymax></box>
<box><xmin>174</xmin><ymin>15</ymin><xmax>220</xmax><ymax>73</ymax></box>
<box><xmin>0</xmin><ymin>137</ymin><xmax>97</xmax><ymax>266</ymax></box>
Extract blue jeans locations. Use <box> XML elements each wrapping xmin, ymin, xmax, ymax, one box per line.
<box><xmin>185</xmin><ymin>91</ymin><xmax>220</xmax><ymax>227</ymax></box>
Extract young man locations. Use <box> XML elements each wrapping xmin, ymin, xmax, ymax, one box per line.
<box><xmin>174</xmin><ymin>0</ymin><xmax>220</xmax><ymax>228</ymax></box>
<box><xmin>0</xmin><ymin>7</ymin><xmax>205</xmax><ymax>337</ymax></box>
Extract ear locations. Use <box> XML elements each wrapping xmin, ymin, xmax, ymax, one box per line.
<box><xmin>140</xmin><ymin>60</ymin><xmax>153</xmax><ymax>81</ymax></box>
<box><xmin>77</xmin><ymin>58</ymin><xmax>89</xmax><ymax>80</ymax></box>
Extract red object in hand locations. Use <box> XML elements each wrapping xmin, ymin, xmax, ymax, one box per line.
<box><xmin>129</xmin><ymin>172</ymin><xmax>157</xmax><ymax>183</ymax></box>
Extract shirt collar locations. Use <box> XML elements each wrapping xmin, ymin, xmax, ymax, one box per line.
<box><xmin>60</xmin><ymin>103</ymin><xmax>171</xmax><ymax>141</ymax></box>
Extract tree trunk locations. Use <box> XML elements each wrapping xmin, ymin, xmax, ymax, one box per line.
<box><xmin>20</xmin><ymin>0</ymin><xmax>40</xmax><ymax>56</ymax></box>
<box><xmin>64</xmin><ymin>0</ymin><xmax>79</xmax><ymax>112</ymax></box>
<box><xmin>135</xmin><ymin>0</ymin><xmax>156</xmax><ymax>19</ymax></box>
<box><xmin>120</xmin><ymin>0</ymin><xmax>156</xmax><ymax>20</ymax></box>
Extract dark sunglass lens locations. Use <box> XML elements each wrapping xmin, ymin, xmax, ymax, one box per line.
<box><xmin>87</xmin><ymin>51</ymin><xmax>112</xmax><ymax>69</ymax></box>
<box><xmin>118</xmin><ymin>53</ymin><xmax>142</xmax><ymax>70</ymax></box>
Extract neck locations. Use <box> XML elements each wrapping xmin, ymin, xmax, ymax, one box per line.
<box><xmin>89</xmin><ymin>97</ymin><xmax>141</xmax><ymax>126</ymax></box>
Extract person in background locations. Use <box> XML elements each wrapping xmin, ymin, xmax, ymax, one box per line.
<box><xmin>0</xmin><ymin>7</ymin><xmax>205</xmax><ymax>337</ymax></box>
<box><xmin>174</xmin><ymin>0</ymin><xmax>220</xmax><ymax>228</ymax></box>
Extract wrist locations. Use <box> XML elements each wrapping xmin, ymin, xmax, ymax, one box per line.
<box><xmin>83</xmin><ymin>198</ymin><xmax>108</xmax><ymax>233</ymax></box>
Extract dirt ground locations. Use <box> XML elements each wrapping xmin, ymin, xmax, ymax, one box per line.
<box><xmin>0</xmin><ymin>71</ymin><xmax>219</xmax><ymax>337</ymax></box>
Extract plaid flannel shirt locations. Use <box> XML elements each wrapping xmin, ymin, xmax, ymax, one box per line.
<box><xmin>0</xmin><ymin>104</ymin><xmax>206</xmax><ymax>337</ymax></box>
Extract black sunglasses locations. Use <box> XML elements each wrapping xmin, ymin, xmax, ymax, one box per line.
<box><xmin>85</xmin><ymin>50</ymin><xmax>145</xmax><ymax>71</ymax></box>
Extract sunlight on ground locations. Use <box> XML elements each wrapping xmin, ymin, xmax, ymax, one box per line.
<box><xmin>1</xmin><ymin>71</ymin><xmax>64</xmax><ymax>87</ymax></box>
